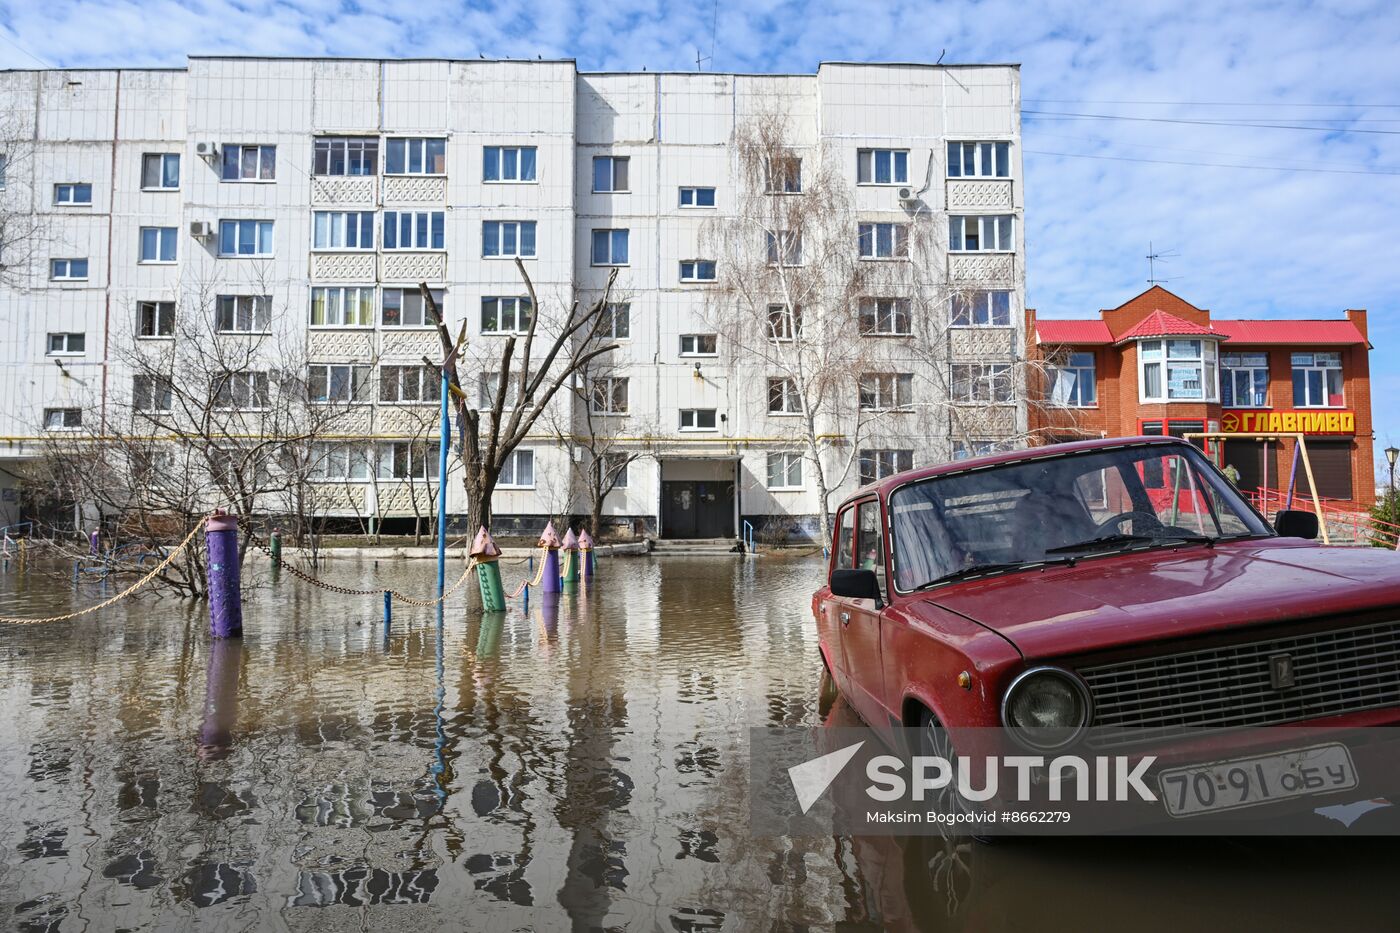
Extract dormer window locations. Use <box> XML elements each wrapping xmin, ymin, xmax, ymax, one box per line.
<box><xmin>1139</xmin><ymin>338</ymin><xmax>1219</xmax><ymax>403</ymax></box>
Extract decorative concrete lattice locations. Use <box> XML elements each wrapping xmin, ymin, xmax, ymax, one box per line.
<box><xmin>308</xmin><ymin>483</ymin><xmax>366</xmax><ymax>513</ymax></box>
<box><xmin>377</xmin><ymin>485</ymin><xmax>433</xmax><ymax>514</ymax></box>
<box><xmin>325</xmin><ymin>408</ymin><xmax>374</xmax><ymax>435</ymax></box>
<box><xmin>946</xmin><ymin>180</ymin><xmax>1014</xmax><ymax>211</ymax></box>
<box><xmin>951</xmin><ymin>327</ymin><xmax>1015</xmax><ymax>360</ymax></box>
<box><xmin>381</xmin><ymin>252</ymin><xmax>447</xmax><ymax>282</ymax></box>
<box><xmin>950</xmin><ymin>405</ymin><xmax>1018</xmax><ymax>436</ymax></box>
<box><xmin>307</xmin><ymin>330</ymin><xmax>377</xmax><ymax>360</ymax></box>
<box><xmin>380</xmin><ymin>329</ymin><xmax>441</xmax><ymax>360</ymax></box>
<box><xmin>949</xmin><ymin>254</ymin><xmax>1016</xmax><ymax>285</ymax></box>
<box><xmin>312</xmin><ymin>252</ymin><xmax>378</xmax><ymax>282</ymax></box>
<box><xmin>310</xmin><ymin>176</ymin><xmax>376</xmax><ymax>206</ymax></box>
<box><xmin>382</xmin><ymin>176</ymin><xmax>447</xmax><ymax>204</ymax></box>
<box><xmin>375</xmin><ymin>406</ymin><xmax>438</xmax><ymax>436</ymax></box>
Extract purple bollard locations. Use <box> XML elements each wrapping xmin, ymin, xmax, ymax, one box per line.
<box><xmin>89</xmin><ymin>529</ymin><xmax>99</xmax><ymax>555</ymax></box>
<box><xmin>538</xmin><ymin>520</ymin><xmax>562</xmax><ymax>595</ymax></box>
<box><xmin>206</xmin><ymin>511</ymin><xmax>243</xmax><ymax>639</ymax></box>
<box><xmin>199</xmin><ymin>637</ymin><xmax>244</xmax><ymax>759</ymax></box>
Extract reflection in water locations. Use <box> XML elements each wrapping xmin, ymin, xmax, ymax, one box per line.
<box><xmin>0</xmin><ymin>554</ymin><xmax>1398</xmax><ymax>930</ymax></box>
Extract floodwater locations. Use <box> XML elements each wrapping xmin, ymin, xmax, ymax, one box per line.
<box><xmin>1</xmin><ymin>552</ymin><xmax>1398</xmax><ymax>932</ymax></box>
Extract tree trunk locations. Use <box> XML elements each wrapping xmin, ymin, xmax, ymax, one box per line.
<box><xmin>590</xmin><ymin>496</ymin><xmax>603</xmax><ymax>543</ymax></box>
<box><xmin>466</xmin><ymin>470</ymin><xmax>498</xmax><ymax>535</ymax></box>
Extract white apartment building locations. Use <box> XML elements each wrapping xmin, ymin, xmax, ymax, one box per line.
<box><xmin>0</xmin><ymin>58</ymin><xmax>1023</xmax><ymax>541</ymax></box>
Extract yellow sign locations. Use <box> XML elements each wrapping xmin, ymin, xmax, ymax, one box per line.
<box><xmin>1220</xmin><ymin>410</ymin><xmax>1355</xmax><ymax>435</ymax></box>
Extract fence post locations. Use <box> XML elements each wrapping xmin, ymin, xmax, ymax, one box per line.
<box><xmin>539</xmin><ymin>520</ymin><xmax>562</xmax><ymax>594</ymax></box>
<box><xmin>472</xmin><ymin>526</ymin><xmax>506</xmax><ymax>611</ymax></box>
<box><xmin>206</xmin><ymin>511</ymin><xmax>243</xmax><ymax>639</ymax></box>
<box><xmin>577</xmin><ymin>528</ymin><xmax>595</xmax><ymax>579</ymax></box>
<box><xmin>560</xmin><ymin>528</ymin><xmax>579</xmax><ymax>592</ymax></box>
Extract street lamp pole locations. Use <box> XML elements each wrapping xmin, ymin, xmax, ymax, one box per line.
<box><xmin>1386</xmin><ymin>446</ymin><xmax>1399</xmax><ymax>544</ymax></box>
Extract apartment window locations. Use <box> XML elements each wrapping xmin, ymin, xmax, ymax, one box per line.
<box><xmin>46</xmin><ymin>333</ymin><xmax>85</xmax><ymax>356</ymax></box>
<box><xmin>858</xmin><ymin>222</ymin><xmax>908</xmax><ymax>259</ymax></box>
<box><xmin>857</xmin><ymin>149</ymin><xmax>909</xmax><ymax>185</ymax></box>
<box><xmin>313</xmin><ymin>137</ymin><xmax>378</xmax><ymax>176</ymax></box>
<box><xmin>379</xmin><ymin>365</ymin><xmax>442</xmax><ymax>403</ymax></box>
<box><xmin>141</xmin><ymin>153</ymin><xmax>180</xmax><ymax>189</ymax></box>
<box><xmin>858</xmin><ymin>297</ymin><xmax>911</xmax><ymax>336</ymax></box>
<box><xmin>679</xmin><ymin>408</ymin><xmax>718</xmax><ymax>431</ymax></box>
<box><xmin>951</xmin><ymin>290</ymin><xmax>1012</xmax><ymax>326</ymax></box>
<box><xmin>313</xmin><ymin>211</ymin><xmax>375</xmax><ymax>250</ymax></box>
<box><xmin>308</xmin><ymin>363</ymin><xmax>372</xmax><ymax>403</ymax></box>
<box><xmin>592</xmin><ymin>155</ymin><xmax>629</xmax><ymax>193</ymax></box>
<box><xmin>50</xmin><ymin>258</ymin><xmax>89</xmax><ymax>281</ymax></box>
<box><xmin>1292</xmin><ymin>352</ymin><xmax>1343</xmax><ymax>408</ymax></box>
<box><xmin>767</xmin><ymin>452</ymin><xmax>804</xmax><ymax>489</ymax></box>
<box><xmin>767</xmin><ymin>155</ymin><xmax>802</xmax><ymax>193</ymax></box>
<box><xmin>54</xmin><ymin>183</ymin><xmax>92</xmax><ymax>205</ymax></box>
<box><xmin>679</xmin><ymin>260</ymin><xmax>717</xmax><ymax>283</ymax></box>
<box><xmin>386</xmin><ymin>137</ymin><xmax>446</xmax><ymax>175</ymax></box>
<box><xmin>483</xmin><ymin>146</ymin><xmax>537</xmax><ymax>182</ymax></box>
<box><xmin>384</xmin><ymin>211</ymin><xmax>445</xmax><ymax>250</ymax></box>
<box><xmin>137</xmin><ymin>300</ymin><xmax>175</xmax><ymax>338</ymax></box>
<box><xmin>949</xmin><ymin>215</ymin><xmax>1014</xmax><ymax>252</ymax></box>
<box><xmin>1047</xmin><ymin>352</ymin><xmax>1097</xmax><ymax>407</ymax></box>
<box><xmin>481</xmin><ymin>220</ymin><xmax>535</xmax><ymax>258</ymax></box>
<box><xmin>947</xmin><ymin>141</ymin><xmax>1011</xmax><ymax>178</ymax></box>
<box><xmin>590</xmin><ymin>377</ymin><xmax>629</xmax><ymax>414</ymax></box>
<box><xmin>766</xmin><ymin>304</ymin><xmax>802</xmax><ymax>341</ymax></box>
<box><xmin>766</xmin><ymin>231</ymin><xmax>802</xmax><ymax>266</ymax></box>
<box><xmin>376</xmin><ymin>441</ymin><xmax>441</xmax><ymax>480</ymax></box>
<box><xmin>858</xmin><ymin>373</ymin><xmax>913</xmax><ymax>410</ymax></box>
<box><xmin>498</xmin><ymin>449</ymin><xmax>534</xmax><ymax>488</ymax></box>
<box><xmin>477</xmin><ymin>372</ymin><xmax>521</xmax><ymax>410</ymax></box>
<box><xmin>768</xmin><ymin>377</ymin><xmax>801</xmax><ymax>415</ymax></box>
<box><xmin>858</xmin><ymin>449</ymin><xmax>913</xmax><ymax>485</ymax></box>
<box><xmin>952</xmin><ymin>440</ymin><xmax>998</xmax><ymax>461</ymax></box>
<box><xmin>211</xmin><ymin>371</ymin><xmax>270</xmax><ymax>410</ymax></box>
<box><xmin>600</xmin><ymin>302</ymin><xmax>630</xmax><ymax>339</ymax></box>
<box><xmin>951</xmin><ymin>363</ymin><xmax>1014</xmax><ymax>403</ymax></box>
<box><xmin>215</xmin><ymin>295</ymin><xmax>271</xmax><ymax>334</ymax></box>
<box><xmin>604</xmin><ymin>453</ymin><xmax>630</xmax><ymax>488</ymax></box>
<box><xmin>218</xmin><ymin>220</ymin><xmax>274</xmax><ymax>257</ymax></box>
<box><xmin>311</xmin><ymin>442</ymin><xmax>372</xmax><ymax>481</ymax></box>
<box><xmin>480</xmin><ymin>297</ymin><xmax>532</xmax><ymax>335</ymax></box>
<box><xmin>43</xmin><ymin>408</ymin><xmax>82</xmax><ymax>430</ymax></box>
<box><xmin>679</xmin><ymin>334</ymin><xmax>717</xmax><ymax>357</ymax></box>
<box><xmin>138</xmin><ymin>226</ymin><xmax>177</xmax><ymax>263</ymax></box>
<box><xmin>382</xmin><ymin>288</ymin><xmax>444</xmax><ymax>327</ymax></box>
<box><xmin>132</xmin><ymin>375</ymin><xmax>173</xmax><ymax>413</ymax></box>
<box><xmin>1221</xmin><ymin>352</ymin><xmax>1270</xmax><ymax>408</ymax></box>
<box><xmin>591</xmin><ymin>229</ymin><xmax>629</xmax><ymax>266</ymax></box>
<box><xmin>310</xmin><ymin>286</ymin><xmax>375</xmax><ymax>327</ymax></box>
<box><xmin>679</xmin><ymin>186</ymin><xmax>716</xmax><ymax>208</ymax></box>
<box><xmin>221</xmin><ymin>144</ymin><xmax>275</xmax><ymax>181</ymax></box>
<box><xmin>1139</xmin><ymin>339</ymin><xmax>1219</xmax><ymax>403</ymax></box>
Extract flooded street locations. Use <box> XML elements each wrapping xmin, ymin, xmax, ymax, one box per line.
<box><xmin>1</xmin><ymin>553</ymin><xmax>1397</xmax><ymax>931</ymax></box>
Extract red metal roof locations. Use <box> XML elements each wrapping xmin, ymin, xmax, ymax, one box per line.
<box><xmin>1114</xmin><ymin>310</ymin><xmax>1215</xmax><ymax>343</ymax></box>
<box><xmin>1035</xmin><ymin>319</ymin><xmax>1113</xmax><ymax>345</ymax></box>
<box><xmin>1210</xmin><ymin>319</ymin><xmax>1366</xmax><ymax>346</ymax></box>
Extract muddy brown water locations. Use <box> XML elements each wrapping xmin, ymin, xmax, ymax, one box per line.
<box><xmin>0</xmin><ymin>553</ymin><xmax>1395</xmax><ymax>931</ymax></box>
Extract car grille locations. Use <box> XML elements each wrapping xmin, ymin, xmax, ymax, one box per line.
<box><xmin>1079</xmin><ymin>619</ymin><xmax>1400</xmax><ymax>746</ymax></box>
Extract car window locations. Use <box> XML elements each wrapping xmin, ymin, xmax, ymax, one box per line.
<box><xmin>834</xmin><ymin>507</ymin><xmax>855</xmax><ymax>570</ymax></box>
<box><xmin>857</xmin><ymin>500</ymin><xmax>886</xmax><ymax>595</ymax></box>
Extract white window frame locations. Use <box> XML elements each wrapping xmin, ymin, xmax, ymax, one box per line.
<box><xmin>858</xmin><ymin>372</ymin><xmax>913</xmax><ymax>411</ymax></box>
<box><xmin>679</xmin><ymin>260</ymin><xmax>717</xmax><ymax>283</ymax></box>
<box><xmin>312</xmin><ymin>137</ymin><xmax>378</xmax><ymax>177</ymax></box>
<box><xmin>310</xmin><ymin>286</ymin><xmax>376</xmax><ymax>328</ymax></box>
<box><xmin>1221</xmin><ymin>352</ymin><xmax>1270</xmax><ymax>408</ymax></box>
<box><xmin>591</xmin><ymin>228</ymin><xmax>629</xmax><ymax>266</ymax></box>
<box><xmin>379</xmin><ymin>364</ymin><xmax>442</xmax><ymax>404</ymax></box>
<box><xmin>949</xmin><ymin>215</ymin><xmax>1014</xmax><ymax>253</ymax></box>
<box><xmin>308</xmin><ymin>363</ymin><xmax>372</xmax><ymax>404</ymax></box>
<box><xmin>375</xmin><ymin>440</ymin><xmax>441</xmax><ymax>481</ymax></box>
<box><xmin>1291</xmin><ymin>351</ymin><xmax>1344</xmax><ymax>408</ymax></box>
<box><xmin>952</xmin><ymin>440</ymin><xmax>999</xmax><ymax>461</ymax></box>
<box><xmin>1047</xmin><ymin>352</ymin><xmax>1097</xmax><ymax>408</ymax></box>
<box><xmin>46</xmin><ymin>332</ymin><xmax>85</xmax><ymax>356</ymax></box>
<box><xmin>211</xmin><ymin>371</ymin><xmax>270</xmax><ymax>411</ymax></box>
<box><xmin>384</xmin><ymin>211</ymin><xmax>445</xmax><ymax>251</ymax></box>
<box><xmin>54</xmin><ymin>183</ymin><xmax>92</xmax><ymax>206</ymax></box>
<box><xmin>218</xmin><ymin>220</ymin><xmax>274</xmax><ymax>257</ymax></box>
<box><xmin>385</xmin><ymin>137</ymin><xmax>446</xmax><ymax>175</ymax></box>
<box><xmin>590</xmin><ymin>376</ymin><xmax>629</xmax><ymax>415</ymax></box>
<box><xmin>679</xmin><ymin>186</ymin><xmax>716</xmax><ymax>208</ymax></box>
<box><xmin>481</xmin><ymin>220</ymin><xmax>536</xmax><ymax>258</ymax></box>
<box><xmin>765</xmin><ymin>231</ymin><xmax>802</xmax><ymax>266</ymax></box>
<box><xmin>477</xmin><ymin>372</ymin><xmax>523</xmax><ymax>410</ymax></box>
<box><xmin>600</xmin><ymin>302</ymin><xmax>630</xmax><ymax>339</ymax></box>
<box><xmin>858</xmin><ymin>297</ymin><xmax>912</xmax><ymax>336</ymax></box>
<box><xmin>679</xmin><ymin>334</ymin><xmax>718</xmax><ymax>357</ymax></box>
<box><xmin>132</xmin><ymin>374</ymin><xmax>173</xmax><ymax>414</ymax></box>
<box><xmin>313</xmin><ymin>211</ymin><xmax>375</xmax><ymax>250</ymax></box>
<box><xmin>767</xmin><ymin>155</ymin><xmax>802</xmax><ymax>194</ymax></box>
<box><xmin>951</xmin><ymin>290</ymin><xmax>1013</xmax><ymax>327</ymax></box>
<box><xmin>43</xmin><ymin>407</ymin><xmax>82</xmax><ymax>431</ymax></box>
<box><xmin>951</xmin><ymin>362</ymin><xmax>1014</xmax><ymax>404</ymax></box>
<box><xmin>50</xmin><ymin>258</ymin><xmax>89</xmax><ymax>281</ymax></box>
<box><xmin>604</xmin><ymin>453</ymin><xmax>630</xmax><ymax>489</ymax></box>
<box><xmin>946</xmin><ymin>141</ymin><xmax>1011</xmax><ymax>179</ymax></box>
<box><xmin>767</xmin><ymin>451</ymin><xmax>804</xmax><ymax>490</ymax></box>
<box><xmin>592</xmin><ymin>155</ymin><xmax>630</xmax><ymax>193</ymax></box>
<box><xmin>480</xmin><ymin>296</ymin><xmax>533</xmax><ymax>335</ymax></box>
<box><xmin>858</xmin><ymin>449</ymin><xmax>913</xmax><ymax>485</ymax></box>
<box><xmin>137</xmin><ymin>300</ymin><xmax>175</xmax><ymax>338</ymax></box>
<box><xmin>138</xmin><ymin>226</ymin><xmax>178</xmax><ymax>264</ymax></box>
<box><xmin>221</xmin><ymin>144</ymin><xmax>276</xmax><ymax>182</ymax></box>
<box><xmin>498</xmin><ymin>449</ymin><xmax>535</xmax><ymax>488</ymax></box>
<box><xmin>483</xmin><ymin>145</ymin><xmax>537</xmax><ymax>183</ymax></box>
<box><xmin>215</xmin><ymin>295</ymin><xmax>272</xmax><ymax>334</ymax></box>
<box><xmin>1138</xmin><ymin>339</ymin><xmax>1219</xmax><ymax>403</ymax></box>
<box><xmin>768</xmin><ymin>377</ymin><xmax>802</xmax><ymax>415</ymax></box>
<box><xmin>382</xmin><ymin>287</ymin><xmax>444</xmax><ymax>328</ymax></box>
<box><xmin>311</xmin><ymin>442</ymin><xmax>372</xmax><ymax>481</ymax></box>
<box><xmin>858</xmin><ymin>222</ymin><xmax>909</xmax><ymax>260</ymax></box>
<box><xmin>679</xmin><ymin>409</ymin><xmax>718</xmax><ymax>432</ymax></box>
<box><xmin>856</xmin><ymin>149</ymin><xmax>909</xmax><ymax>186</ymax></box>
<box><xmin>766</xmin><ymin>304</ymin><xmax>802</xmax><ymax>342</ymax></box>
<box><xmin>141</xmin><ymin>153</ymin><xmax>180</xmax><ymax>190</ymax></box>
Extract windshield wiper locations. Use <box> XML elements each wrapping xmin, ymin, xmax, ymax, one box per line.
<box><xmin>912</xmin><ymin>557</ymin><xmax>1076</xmax><ymax>591</ymax></box>
<box><xmin>1045</xmin><ymin>532</ymin><xmax>1215</xmax><ymax>555</ymax></box>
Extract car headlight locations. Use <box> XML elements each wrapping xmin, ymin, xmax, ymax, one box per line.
<box><xmin>1001</xmin><ymin>666</ymin><xmax>1092</xmax><ymax>750</ymax></box>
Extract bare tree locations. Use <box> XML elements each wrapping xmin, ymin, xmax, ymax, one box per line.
<box><xmin>0</xmin><ymin>110</ymin><xmax>49</xmax><ymax>293</ymax></box>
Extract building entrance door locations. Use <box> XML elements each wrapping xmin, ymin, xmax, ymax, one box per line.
<box><xmin>660</xmin><ymin>481</ymin><xmax>735</xmax><ymax>539</ymax></box>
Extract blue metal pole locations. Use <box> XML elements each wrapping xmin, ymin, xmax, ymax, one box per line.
<box><xmin>437</xmin><ymin>369</ymin><xmax>449</xmax><ymax>597</ymax></box>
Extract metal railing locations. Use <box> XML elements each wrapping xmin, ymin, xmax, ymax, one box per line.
<box><xmin>1251</xmin><ymin>488</ymin><xmax>1400</xmax><ymax>549</ymax></box>
<box><xmin>741</xmin><ymin>520</ymin><xmax>755</xmax><ymax>554</ymax></box>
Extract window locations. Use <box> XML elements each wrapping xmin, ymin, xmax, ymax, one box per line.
<box><xmin>498</xmin><ymin>449</ymin><xmax>534</xmax><ymax>488</ymax></box>
<box><xmin>138</xmin><ymin>226</ymin><xmax>177</xmax><ymax>263</ymax></box>
<box><xmin>384</xmin><ymin>211</ymin><xmax>445</xmax><ymax>250</ymax></box>
<box><xmin>46</xmin><ymin>333</ymin><xmax>85</xmax><ymax>355</ymax></box>
<box><xmin>211</xmin><ymin>371</ymin><xmax>269</xmax><ymax>410</ymax></box>
<box><xmin>137</xmin><ymin>300</ymin><xmax>175</xmax><ymax>338</ymax></box>
<box><xmin>603</xmin><ymin>453</ymin><xmax>630</xmax><ymax>488</ymax></box>
<box><xmin>50</xmin><ymin>259</ymin><xmax>89</xmax><ymax>281</ymax></box>
<box><xmin>952</xmin><ymin>440</ymin><xmax>998</xmax><ymax>460</ymax></box>
<box><xmin>221</xmin><ymin>144</ymin><xmax>275</xmax><ymax>181</ymax></box>
<box><xmin>680</xmin><ymin>334</ymin><xmax>717</xmax><ymax>356</ymax></box>
<box><xmin>480</xmin><ymin>297</ymin><xmax>532</xmax><ymax>335</ymax></box>
<box><xmin>218</xmin><ymin>220</ymin><xmax>274</xmax><ymax>257</ymax></box>
<box><xmin>311</xmin><ymin>442</ymin><xmax>372</xmax><ymax>481</ymax></box>
<box><xmin>768</xmin><ymin>377</ymin><xmax>801</xmax><ymax>415</ymax></box>
<box><xmin>834</xmin><ymin>507</ymin><xmax>856</xmax><ymax>570</ymax></box>
<box><xmin>857</xmin><ymin>498</ymin><xmax>887</xmax><ymax>591</ymax></box>
<box><xmin>951</xmin><ymin>363</ymin><xmax>1014</xmax><ymax>403</ymax></box>
<box><xmin>54</xmin><ymin>183</ymin><xmax>92</xmax><ymax>205</ymax></box>
<box><xmin>1292</xmin><ymin>352</ymin><xmax>1343</xmax><ymax>408</ymax></box>
<box><xmin>1222</xmin><ymin>352</ymin><xmax>1270</xmax><ymax>408</ymax></box>
<box><xmin>679</xmin><ymin>408</ymin><xmax>718</xmax><ymax>431</ymax></box>
<box><xmin>858</xmin><ymin>449</ymin><xmax>912</xmax><ymax>485</ymax></box>
<box><xmin>477</xmin><ymin>372</ymin><xmax>522</xmax><ymax>410</ymax></box>
<box><xmin>379</xmin><ymin>365</ymin><xmax>442</xmax><ymax>403</ymax></box>
<box><xmin>382</xmin><ymin>287</ymin><xmax>444</xmax><ymax>327</ymax></box>
<box><xmin>600</xmin><ymin>302</ymin><xmax>630</xmax><ymax>339</ymax></box>
<box><xmin>947</xmin><ymin>141</ymin><xmax>1011</xmax><ymax>178</ymax></box>
<box><xmin>1047</xmin><ymin>352</ymin><xmax>1097</xmax><ymax>407</ymax></box>
<box><xmin>857</xmin><ymin>149</ymin><xmax>909</xmax><ymax>185</ymax></box>
<box><xmin>679</xmin><ymin>186</ymin><xmax>716</xmax><ymax>208</ymax></box>
<box><xmin>858</xmin><ymin>222</ymin><xmax>908</xmax><ymax>259</ymax></box>
<box><xmin>766</xmin><ymin>304</ymin><xmax>802</xmax><ymax>341</ymax></box>
<box><xmin>590</xmin><ymin>377</ymin><xmax>629</xmax><ymax>414</ymax></box>
<box><xmin>767</xmin><ymin>155</ymin><xmax>802</xmax><ymax>193</ymax></box>
<box><xmin>858</xmin><ymin>297</ymin><xmax>911</xmax><ymax>336</ymax></box>
<box><xmin>43</xmin><ymin>408</ymin><xmax>82</xmax><ymax>430</ymax></box>
<box><xmin>949</xmin><ymin>215</ymin><xmax>1014</xmax><ymax>252</ymax></box>
<box><xmin>215</xmin><ymin>295</ymin><xmax>271</xmax><ymax>334</ymax></box>
<box><xmin>481</xmin><ymin>220</ymin><xmax>535</xmax><ymax>258</ymax></box>
<box><xmin>679</xmin><ymin>260</ymin><xmax>717</xmax><ymax>283</ymax></box>
<box><xmin>591</xmin><ymin>228</ymin><xmax>629</xmax><ymax>265</ymax></box>
<box><xmin>141</xmin><ymin>153</ymin><xmax>180</xmax><ymax>189</ymax></box>
<box><xmin>310</xmin><ymin>286</ymin><xmax>375</xmax><ymax>327</ymax></box>
<box><xmin>484</xmin><ymin>146</ymin><xmax>537</xmax><ymax>182</ymax></box>
<box><xmin>766</xmin><ymin>231</ymin><xmax>802</xmax><ymax>266</ymax></box>
<box><xmin>132</xmin><ymin>375</ymin><xmax>172</xmax><ymax>413</ymax></box>
<box><xmin>767</xmin><ymin>452</ymin><xmax>804</xmax><ymax>489</ymax></box>
<box><xmin>308</xmin><ymin>364</ymin><xmax>371</xmax><ymax>403</ymax></box>
<box><xmin>592</xmin><ymin>155</ymin><xmax>630</xmax><ymax>193</ymax></box>
<box><xmin>1139</xmin><ymin>339</ymin><xmax>1218</xmax><ymax>403</ymax></box>
<box><xmin>385</xmin><ymin>138</ymin><xmax>446</xmax><ymax>175</ymax></box>
<box><xmin>858</xmin><ymin>373</ymin><xmax>913</xmax><ymax>411</ymax></box>
<box><xmin>376</xmin><ymin>441</ymin><xmax>441</xmax><ymax>480</ymax></box>
<box><xmin>313</xmin><ymin>212</ymin><xmax>375</xmax><ymax>249</ymax></box>
<box><xmin>951</xmin><ymin>290</ymin><xmax>1012</xmax><ymax>326</ymax></box>
<box><xmin>313</xmin><ymin>137</ymin><xmax>378</xmax><ymax>176</ymax></box>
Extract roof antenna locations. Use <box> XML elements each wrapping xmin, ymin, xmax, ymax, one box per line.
<box><xmin>936</xmin><ymin>49</ymin><xmax>945</xmax><ymax>65</ymax></box>
<box><xmin>1146</xmin><ymin>241</ymin><xmax>1178</xmax><ymax>286</ymax></box>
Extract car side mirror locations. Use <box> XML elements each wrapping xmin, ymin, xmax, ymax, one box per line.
<box><xmin>1273</xmin><ymin>509</ymin><xmax>1319</xmax><ymax>540</ymax></box>
<box><xmin>831</xmin><ymin>568</ymin><xmax>883</xmax><ymax>608</ymax></box>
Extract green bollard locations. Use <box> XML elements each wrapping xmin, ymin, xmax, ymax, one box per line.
<box><xmin>269</xmin><ymin>529</ymin><xmax>282</xmax><ymax>567</ymax></box>
<box><xmin>470</xmin><ymin>526</ymin><xmax>506</xmax><ymax>611</ymax></box>
<box><xmin>560</xmin><ymin>528</ymin><xmax>580</xmax><ymax>591</ymax></box>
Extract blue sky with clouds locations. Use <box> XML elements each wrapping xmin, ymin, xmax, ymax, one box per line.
<box><xmin>1</xmin><ymin>0</ymin><xmax>1397</xmax><ymax>473</ymax></box>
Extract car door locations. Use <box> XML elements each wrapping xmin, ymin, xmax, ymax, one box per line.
<box><xmin>819</xmin><ymin>505</ymin><xmax>857</xmax><ymax>691</ymax></box>
<box><xmin>837</xmin><ymin>498</ymin><xmax>889</xmax><ymax>726</ymax></box>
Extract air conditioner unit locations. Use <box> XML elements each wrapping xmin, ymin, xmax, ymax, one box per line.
<box><xmin>195</xmin><ymin>141</ymin><xmax>218</xmax><ymax>157</ymax></box>
<box><xmin>189</xmin><ymin>221</ymin><xmax>213</xmax><ymax>239</ymax></box>
<box><xmin>897</xmin><ymin>186</ymin><xmax>917</xmax><ymax>203</ymax></box>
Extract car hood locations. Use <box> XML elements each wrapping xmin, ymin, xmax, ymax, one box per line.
<box><xmin>924</xmin><ymin>539</ymin><xmax>1400</xmax><ymax>660</ymax></box>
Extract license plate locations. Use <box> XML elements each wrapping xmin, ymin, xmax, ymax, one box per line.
<box><xmin>1157</xmin><ymin>742</ymin><xmax>1358</xmax><ymax>818</ymax></box>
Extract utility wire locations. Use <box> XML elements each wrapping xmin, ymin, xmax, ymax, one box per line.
<box><xmin>1024</xmin><ymin>97</ymin><xmax>1400</xmax><ymax>109</ymax></box>
<box><xmin>1025</xmin><ymin>109</ymin><xmax>1400</xmax><ymax>135</ymax></box>
<box><xmin>1024</xmin><ymin>148</ymin><xmax>1400</xmax><ymax>176</ymax></box>
<box><xmin>0</xmin><ymin>30</ymin><xmax>53</xmax><ymax>69</ymax></box>
<box><xmin>1030</xmin><ymin>130</ymin><xmax>1397</xmax><ymax>173</ymax></box>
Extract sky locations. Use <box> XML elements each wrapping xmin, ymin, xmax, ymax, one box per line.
<box><xmin>0</xmin><ymin>0</ymin><xmax>1397</xmax><ymax>473</ymax></box>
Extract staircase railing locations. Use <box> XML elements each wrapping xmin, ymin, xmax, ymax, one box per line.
<box><xmin>1250</xmin><ymin>488</ymin><xmax>1400</xmax><ymax>549</ymax></box>
<box><xmin>741</xmin><ymin>520</ymin><xmax>755</xmax><ymax>554</ymax></box>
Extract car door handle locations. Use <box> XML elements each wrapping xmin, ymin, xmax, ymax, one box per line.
<box><xmin>839</xmin><ymin>611</ymin><xmax>851</xmax><ymax>625</ymax></box>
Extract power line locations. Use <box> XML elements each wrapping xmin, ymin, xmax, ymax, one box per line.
<box><xmin>1024</xmin><ymin>97</ymin><xmax>1400</xmax><ymax>109</ymax></box>
<box><xmin>1030</xmin><ymin>130</ymin><xmax>1395</xmax><ymax>173</ymax></box>
<box><xmin>1024</xmin><ymin>147</ymin><xmax>1400</xmax><ymax>176</ymax></box>
<box><xmin>1025</xmin><ymin>109</ymin><xmax>1400</xmax><ymax>135</ymax></box>
<box><xmin>0</xmin><ymin>30</ymin><xmax>52</xmax><ymax>69</ymax></box>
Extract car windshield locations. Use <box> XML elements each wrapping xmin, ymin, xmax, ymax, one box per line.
<box><xmin>888</xmin><ymin>443</ymin><xmax>1273</xmax><ymax>592</ymax></box>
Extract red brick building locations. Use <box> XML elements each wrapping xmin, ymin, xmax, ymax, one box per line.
<box><xmin>1027</xmin><ymin>286</ymin><xmax>1375</xmax><ymax>512</ymax></box>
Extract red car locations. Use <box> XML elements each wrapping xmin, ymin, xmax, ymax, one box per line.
<box><xmin>814</xmin><ymin>436</ymin><xmax>1400</xmax><ymax>817</ymax></box>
